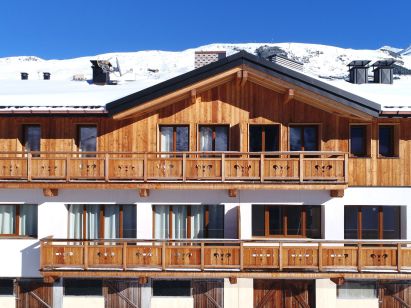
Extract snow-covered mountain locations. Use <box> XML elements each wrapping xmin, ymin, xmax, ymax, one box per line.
<box><xmin>1</xmin><ymin>43</ymin><xmax>411</xmax><ymax>83</ymax></box>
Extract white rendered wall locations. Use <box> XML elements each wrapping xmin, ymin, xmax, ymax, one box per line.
<box><xmin>150</xmin><ymin>297</ymin><xmax>193</xmax><ymax>308</ymax></box>
<box><xmin>62</xmin><ymin>296</ymin><xmax>104</xmax><ymax>308</ymax></box>
<box><xmin>0</xmin><ymin>296</ymin><xmax>15</xmax><ymax>308</ymax></box>
<box><xmin>224</xmin><ymin>278</ymin><xmax>254</xmax><ymax>308</ymax></box>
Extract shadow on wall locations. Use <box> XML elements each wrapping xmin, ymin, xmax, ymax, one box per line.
<box><xmin>21</xmin><ymin>241</ymin><xmax>41</xmax><ymax>277</ymax></box>
<box><xmin>225</xmin><ymin>206</ymin><xmax>239</xmax><ymax>239</ymax></box>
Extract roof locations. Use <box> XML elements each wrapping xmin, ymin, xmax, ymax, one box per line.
<box><xmin>106</xmin><ymin>51</ymin><xmax>381</xmax><ymax>117</ymax></box>
<box><xmin>347</xmin><ymin>60</ymin><xmax>371</xmax><ymax>67</ymax></box>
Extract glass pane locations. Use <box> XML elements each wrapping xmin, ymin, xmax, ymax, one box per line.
<box><xmin>172</xmin><ymin>205</ymin><xmax>187</xmax><ymax>239</ymax></box>
<box><xmin>0</xmin><ymin>205</ymin><xmax>16</xmax><ymax>235</ymax></box>
<box><xmin>252</xmin><ymin>205</ymin><xmax>265</xmax><ymax>236</ymax></box>
<box><xmin>64</xmin><ymin>279</ymin><xmax>102</xmax><ymax>296</ymax></box>
<box><xmin>0</xmin><ymin>279</ymin><xmax>14</xmax><ymax>295</ymax></box>
<box><xmin>191</xmin><ymin>205</ymin><xmax>205</xmax><ymax>239</ymax></box>
<box><xmin>175</xmin><ymin>126</ymin><xmax>189</xmax><ymax>152</ymax></box>
<box><xmin>265</xmin><ymin>126</ymin><xmax>279</xmax><ymax>152</ymax></box>
<box><xmin>304</xmin><ymin>126</ymin><xmax>318</xmax><ymax>151</ymax></box>
<box><xmin>287</xmin><ymin>207</ymin><xmax>302</xmax><ymax>235</ymax></box>
<box><xmin>268</xmin><ymin>207</ymin><xmax>283</xmax><ymax>235</ymax></box>
<box><xmin>207</xmin><ymin>204</ymin><xmax>224</xmax><ymax>238</ymax></box>
<box><xmin>123</xmin><ymin>205</ymin><xmax>137</xmax><ymax>238</ymax></box>
<box><xmin>344</xmin><ymin>207</ymin><xmax>358</xmax><ymax>239</ymax></box>
<box><xmin>19</xmin><ymin>205</ymin><xmax>38</xmax><ymax>237</ymax></box>
<box><xmin>154</xmin><ymin>205</ymin><xmax>169</xmax><ymax>239</ymax></box>
<box><xmin>86</xmin><ymin>205</ymin><xmax>101</xmax><ymax>239</ymax></box>
<box><xmin>249</xmin><ymin>126</ymin><xmax>263</xmax><ymax>152</ymax></box>
<box><xmin>79</xmin><ymin>126</ymin><xmax>97</xmax><ymax>153</ymax></box>
<box><xmin>215</xmin><ymin>126</ymin><xmax>228</xmax><ymax>151</ymax></box>
<box><xmin>379</xmin><ymin>126</ymin><xmax>394</xmax><ymax>157</ymax></box>
<box><xmin>306</xmin><ymin>206</ymin><xmax>321</xmax><ymax>238</ymax></box>
<box><xmin>362</xmin><ymin>207</ymin><xmax>379</xmax><ymax>239</ymax></box>
<box><xmin>383</xmin><ymin>207</ymin><xmax>400</xmax><ymax>239</ymax></box>
<box><xmin>199</xmin><ymin>126</ymin><xmax>213</xmax><ymax>151</ymax></box>
<box><xmin>290</xmin><ymin>126</ymin><xmax>302</xmax><ymax>151</ymax></box>
<box><xmin>160</xmin><ymin>126</ymin><xmax>173</xmax><ymax>152</ymax></box>
<box><xmin>25</xmin><ymin>126</ymin><xmax>41</xmax><ymax>153</ymax></box>
<box><xmin>104</xmin><ymin>205</ymin><xmax>119</xmax><ymax>239</ymax></box>
<box><xmin>69</xmin><ymin>205</ymin><xmax>83</xmax><ymax>239</ymax></box>
<box><xmin>337</xmin><ymin>282</ymin><xmax>377</xmax><ymax>299</ymax></box>
<box><xmin>351</xmin><ymin>126</ymin><xmax>366</xmax><ymax>156</ymax></box>
<box><xmin>152</xmin><ymin>280</ymin><xmax>191</xmax><ymax>297</ymax></box>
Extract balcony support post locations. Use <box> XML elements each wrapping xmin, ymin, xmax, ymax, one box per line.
<box><xmin>260</xmin><ymin>153</ymin><xmax>264</xmax><ymax>182</ymax></box>
<box><xmin>318</xmin><ymin>243</ymin><xmax>323</xmax><ymax>272</ymax></box>
<box><xmin>279</xmin><ymin>242</ymin><xmax>283</xmax><ymax>271</ymax></box>
<box><xmin>43</xmin><ymin>188</ymin><xmax>58</xmax><ymax>197</ymax></box>
<box><xmin>104</xmin><ymin>153</ymin><xmax>109</xmax><ymax>182</ymax></box>
<box><xmin>122</xmin><ymin>242</ymin><xmax>127</xmax><ymax>271</ymax></box>
<box><xmin>299</xmin><ymin>154</ymin><xmax>304</xmax><ymax>183</ymax></box>
<box><xmin>139</xmin><ymin>188</ymin><xmax>150</xmax><ymax>198</ymax></box>
<box><xmin>161</xmin><ymin>242</ymin><xmax>166</xmax><ymax>271</ymax></box>
<box><xmin>27</xmin><ymin>152</ymin><xmax>32</xmax><ymax>182</ymax></box>
<box><xmin>143</xmin><ymin>153</ymin><xmax>148</xmax><ymax>182</ymax></box>
<box><xmin>330</xmin><ymin>189</ymin><xmax>344</xmax><ymax>198</ymax></box>
<box><xmin>344</xmin><ymin>153</ymin><xmax>349</xmax><ymax>183</ymax></box>
<box><xmin>228</xmin><ymin>189</ymin><xmax>237</xmax><ymax>198</ymax></box>
<box><xmin>84</xmin><ymin>241</ymin><xmax>89</xmax><ymax>270</ymax></box>
<box><xmin>221</xmin><ymin>153</ymin><xmax>225</xmax><ymax>182</ymax></box>
<box><xmin>357</xmin><ymin>244</ymin><xmax>362</xmax><ymax>272</ymax></box>
<box><xmin>200</xmin><ymin>242</ymin><xmax>205</xmax><ymax>271</ymax></box>
<box><xmin>182</xmin><ymin>153</ymin><xmax>187</xmax><ymax>182</ymax></box>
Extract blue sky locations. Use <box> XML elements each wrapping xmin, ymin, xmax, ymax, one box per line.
<box><xmin>1</xmin><ymin>0</ymin><xmax>410</xmax><ymax>59</ymax></box>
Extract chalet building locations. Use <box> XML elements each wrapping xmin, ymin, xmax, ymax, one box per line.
<box><xmin>1</xmin><ymin>50</ymin><xmax>411</xmax><ymax>308</ymax></box>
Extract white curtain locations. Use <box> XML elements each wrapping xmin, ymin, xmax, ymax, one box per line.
<box><xmin>86</xmin><ymin>204</ymin><xmax>100</xmax><ymax>239</ymax></box>
<box><xmin>208</xmin><ymin>204</ymin><xmax>224</xmax><ymax>239</ymax></box>
<box><xmin>104</xmin><ymin>205</ymin><xmax>119</xmax><ymax>239</ymax></box>
<box><xmin>191</xmin><ymin>205</ymin><xmax>205</xmax><ymax>239</ymax></box>
<box><xmin>154</xmin><ymin>205</ymin><xmax>169</xmax><ymax>239</ymax></box>
<box><xmin>0</xmin><ymin>205</ymin><xmax>15</xmax><ymax>234</ymax></box>
<box><xmin>200</xmin><ymin>127</ymin><xmax>213</xmax><ymax>151</ymax></box>
<box><xmin>69</xmin><ymin>205</ymin><xmax>83</xmax><ymax>239</ymax></box>
<box><xmin>19</xmin><ymin>205</ymin><xmax>37</xmax><ymax>237</ymax></box>
<box><xmin>161</xmin><ymin>127</ymin><xmax>173</xmax><ymax>152</ymax></box>
<box><xmin>172</xmin><ymin>205</ymin><xmax>187</xmax><ymax>239</ymax></box>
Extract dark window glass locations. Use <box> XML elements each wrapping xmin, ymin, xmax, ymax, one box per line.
<box><xmin>152</xmin><ymin>280</ymin><xmax>191</xmax><ymax>297</ymax></box>
<box><xmin>199</xmin><ymin>126</ymin><xmax>229</xmax><ymax>152</ymax></box>
<box><xmin>0</xmin><ymin>204</ymin><xmax>37</xmax><ymax>237</ymax></box>
<box><xmin>160</xmin><ymin>126</ymin><xmax>189</xmax><ymax>152</ymax></box>
<box><xmin>24</xmin><ymin>125</ymin><xmax>41</xmax><ymax>156</ymax></box>
<box><xmin>78</xmin><ymin>126</ymin><xmax>97</xmax><ymax>156</ymax></box>
<box><xmin>252</xmin><ymin>206</ymin><xmax>265</xmax><ymax>236</ymax></box>
<box><xmin>287</xmin><ymin>206</ymin><xmax>302</xmax><ymax>235</ymax></box>
<box><xmin>344</xmin><ymin>207</ymin><xmax>358</xmax><ymax>239</ymax></box>
<box><xmin>64</xmin><ymin>279</ymin><xmax>102</xmax><ymax>296</ymax></box>
<box><xmin>207</xmin><ymin>204</ymin><xmax>224</xmax><ymax>238</ymax></box>
<box><xmin>383</xmin><ymin>207</ymin><xmax>400</xmax><ymax>239</ymax></box>
<box><xmin>379</xmin><ymin>126</ymin><xmax>394</xmax><ymax>157</ymax></box>
<box><xmin>290</xmin><ymin>126</ymin><xmax>318</xmax><ymax>151</ymax></box>
<box><xmin>123</xmin><ymin>205</ymin><xmax>137</xmax><ymax>238</ymax></box>
<box><xmin>268</xmin><ymin>207</ymin><xmax>283</xmax><ymax>235</ymax></box>
<box><xmin>306</xmin><ymin>206</ymin><xmax>321</xmax><ymax>238</ymax></box>
<box><xmin>215</xmin><ymin>126</ymin><xmax>228</xmax><ymax>151</ymax></box>
<box><xmin>362</xmin><ymin>207</ymin><xmax>379</xmax><ymax>239</ymax></box>
<box><xmin>350</xmin><ymin>126</ymin><xmax>367</xmax><ymax>156</ymax></box>
<box><xmin>249</xmin><ymin>125</ymin><xmax>279</xmax><ymax>152</ymax></box>
<box><xmin>0</xmin><ymin>279</ymin><xmax>14</xmax><ymax>295</ymax></box>
<box><xmin>176</xmin><ymin>126</ymin><xmax>189</xmax><ymax>152</ymax></box>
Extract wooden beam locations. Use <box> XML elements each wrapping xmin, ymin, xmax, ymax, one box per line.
<box><xmin>284</xmin><ymin>88</ymin><xmax>295</xmax><ymax>103</ymax></box>
<box><xmin>43</xmin><ymin>276</ymin><xmax>58</xmax><ymax>283</ymax></box>
<box><xmin>330</xmin><ymin>277</ymin><xmax>345</xmax><ymax>285</ymax></box>
<box><xmin>229</xmin><ymin>276</ymin><xmax>237</xmax><ymax>284</ymax></box>
<box><xmin>190</xmin><ymin>89</ymin><xmax>197</xmax><ymax>104</ymax></box>
<box><xmin>138</xmin><ymin>276</ymin><xmax>148</xmax><ymax>285</ymax></box>
<box><xmin>330</xmin><ymin>189</ymin><xmax>344</xmax><ymax>198</ymax></box>
<box><xmin>228</xmin><ymin>189</ymin><xmax>238</xmax><ymax>198</ymax></box>
<box><xmin>241</xmin><ymin>71</ymin><xmax>248</xmax><ymax>87</ymax></box>
<box><xmin>139</xmin><ymin>188</ymin><xmax>150</xmax><ymax>198</ymax></box>
<box><xmin>236</xmin><ymin>70</ymin><xmax>242</xmax><ymax>87</ymax></box>
<box><xmin>43</xmin><ymin>188</ymin><xmax>58</xmax><ymax>197</ymax></box>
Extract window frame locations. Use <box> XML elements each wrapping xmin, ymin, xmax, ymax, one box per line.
<box><xmin>344</xmin><ymin>205</ymin><xmax>401</xmax><ymax>240</ymax></box>
<box><xmin>252</xmin><ymin>205</ymin><xmax>321</xmax><ymax>238</ymax></box>
<box><xmin>248</xmin><ymin>124</ymin><xmax>281</xmax><ymax>152</ymax></box>
<box><xmin>152</xmin><ymin>204</ymin><xmax>225</xmax><ymax>239</ymax></box>
<box><xmin>0</xmin><ymin>204</ymin><xmax>38</xmax><ymax>238</ymax></box>
<box><xmin>197</xmin><ymin>124</ymin><xmax>230</xmax><ymax>152</ymax></box>
<box><xmin>349</xmin><ymin>124</ymin><xmax>371</xmax><ymax>158</ymax></box>
<box><xmin>378</xmin><ymin>124</ymin><xmax>399</xmax><ymax>158</ymax></box>
<box><xmin>67</xmin><ymin>204</ymin><xmax>136</xmax><ymax>239</ymax></box>
<box><xmin>288</xmin><ymin>124</ymin><xmax>321</xmax><ymax>152</ymax></box>
<box><xmin>158</xmin><ymin>124</ymin><xmax>190</xmax><ymax>152</ymax></box>
<box><xmin>76</xmin><ymin>124</ymin><xmax>98</xmax><ymax>156</ymax></box>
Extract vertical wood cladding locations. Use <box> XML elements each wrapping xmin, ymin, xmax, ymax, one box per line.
<box><xmin>0</xmin><ymin>78</ymin><xmax>410</xmax><ymax>186</ymax></box>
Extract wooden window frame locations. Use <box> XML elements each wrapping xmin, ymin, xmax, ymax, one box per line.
<box><xmin>349</xmin><ymin>124</ymin><xmax>371</xmax><ymax>158</ymax></box>
<box><xmin>248</xmin><ymin>124</ymin><xmax>281</xmax><ymax>152</ymax></box>
<box><xmin>346</xmin><ymin>206</ymin><xmax>401</xmax><ymax>240</ymax></box>
<box><xmin>0</xmin><ymin>204</ymin><xmax>37</xmax><ymax>238</ymax></box>
<box><xmin>288</xmin><ymin>124</ymin><xmax>321</xmax><ymax>152</ymax></box>
<box><xmin>152</xmin><ymin>204</ymin><xmax>224</xmax><ymax>239</ymax></box>
<box><xmin>158</xmin><ymin>125</ymin><xmax>190</xmax><ymax>152</ymax></box>
<box><xmin>378</xmin><ymin>124</ymin><xmax>399</xmax><ymax>158</ymax></box>
<box><xmin>76</xmin><ymin>124</ymin><xmax>98</xmax><ymax>155</ymax></box>
<box><xmin>197</xmin><ymin>124</ymin><xmax>230</xmax><ymax>152</ymax></box>
<box><xmin>253</xmin><ymin>205</ymin><xmax>321</xmax><ymax>239</ymax></box>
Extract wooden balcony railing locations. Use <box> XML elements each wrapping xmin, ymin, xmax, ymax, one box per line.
<box><xmin>0</xmin><ymin>151</ymin><xmax>348</xmax><ymax>184</ymax></box>
<box><xmin>40</xmin><ymin>238</ymin><xmax>411</xmax><ymax>273</ymax></box>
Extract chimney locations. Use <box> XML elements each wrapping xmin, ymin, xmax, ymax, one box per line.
<box><xmin>268</xmin><ymin>54</ymin><xmax>303</xmax><ymax>71</ymax></box>
<box><xmin>90</xmin><ymin>60</ymin><xmax>111</xmax><ymax>85</ymax></box>
<box><xmin>347</xmin><ymin>60</ymin><xmax>371</xmax><ymax>84</ymax></box>
<box><xmin>372</xmin><ymin>59</ymin><xmax>395</xmax><ymax>84</ymax></box>
<box><xmin>43</xmin><ymin>72</ymin><xmax>51</xmax><ymax>80</ymax></box>
<box><xmin>195</xmin><ymin>51</ymin><xmax>226</xmax><ymax>69</ymax></box>
<box><xmin>21</xmin><ymin>72</ymin><xmax>29</xmax><ymax>80</ymax></box>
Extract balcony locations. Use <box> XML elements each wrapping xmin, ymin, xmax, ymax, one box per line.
<box><xmin>0</xmin><ymin>151</ymin><xmax>348</xmax><ymax>190</ymax></box>
<box><xmin>40</xmin><ymin>238</ymin><xmax>411</xmax><ymax>279</ymax></box>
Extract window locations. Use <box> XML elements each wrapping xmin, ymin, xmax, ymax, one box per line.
<box><xmin>290</xmin><ymin>125</ymin><xmax>318</xmax><ymax>151</ymax></box>
<box><xmin>337</xmin><ymin>281</ymin><xmax>377</xmax><ymax>299</ymax></box>
<box><xmin>154</xmin><ymin>204</ymin><xmax>224</xmax><ymax>239</ymax></box>
<box><xmin>252</xmin><ymin>205</ymin><xmax>321</xmax><ymax>238</ymax></box>
<box><xmin>0</xmin><ymin>279</ymin><xmax>14</xmax><ymax>296</ymax></box>
<box><xmin>23</xmin><ymin>125</ymin><xmax>41</xmax><ymax>156</ymax></box>
<box><xmin>152</xmin><ymin>280</ymin><xmax>191</xmax><ymax>297</ymax></box>
<box><xmin>350</xmin><ymin>125</ymin><xmax>368</xmax><ymax>157</ymax></box>
<box><xmin>64</xmin><ymin>279</ymin><xmax>102</xmax><ymax>296</ymax></box>
<box><xmin>77</xmin><ymin>125</ymin><xmax>97</xmax><ymax>157</ymax></box>
<box><xmin>344</xmin><ymin>206</ymin><xmax>401</xmax><ymax>239</ymax></box>
<box><xmin>379</xmin><ymin>125</ymin><xmax>397</xmax><ymax>157</ymax></box>
<box><xmin>160</xmin><ymin>125</ymin><xmax>189</xmax><ymax>152</ymax></box>
<box><xmin>249</xmin><ymin>125</ymin><xmax>280</xmax><ymax>152</ymax></box>
<box><xmin>199</xmin><ymin>125</ymin><xmax>229</xmax><ymax>151</ymax></box>
<box><xmin>68</xmin><ymin>204</ymin><xmax>136</xmax><ymax>239</ymax></box>
<box><xmin>0</xmin><ymin>204</ymin><xmax>37</xmax><ymax>237</ymax></box>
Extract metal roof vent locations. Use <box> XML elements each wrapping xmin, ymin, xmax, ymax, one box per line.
<box><xmin>372</xmin><ymin>59</ymin><xmax>396</xmax><ymax>84</ymax></box>
<box><xmin>21</xmin><ymin>72</ymin><xmax>29</xmax><ymax>80</ymax></box>
<box><xmin>43</xmin><ymin>72</ymin><xmax>51</xmax><ymax>80</ymax></box>
<box><xmin>268</xmin><ymin>55</ymin><xmax>303</xmax><ymax>71</ymax></box>
<box><xmin>347</xmin><ymin>60</ymin><xmax>370</xmax><ymax>84</ymax></box>
<box><xmin>195</xmin><ymin>51</ymin><xmax>226</xmax><ymax>69</ymax></box>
